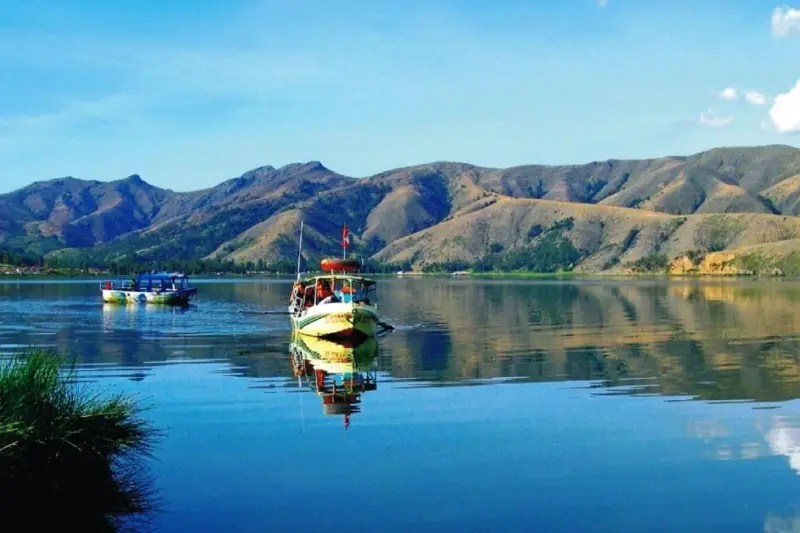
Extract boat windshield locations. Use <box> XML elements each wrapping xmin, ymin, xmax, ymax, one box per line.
<box><xmin>294</xmin><ymin>276</ymin><xmax>375</xmax><ymax>306</ymax></box>
<box><xmin>101</xmin><ymin>273</ymin><xmax>190</xmax><ymax>292</ymax></box>
<box><xmin>135</xmin><ymin>273</ymin><xmax>189</xmax><ymax>292</ymax></box>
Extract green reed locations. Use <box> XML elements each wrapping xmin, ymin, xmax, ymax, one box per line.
<box><xmin>0</xmin><ymin>350</ymin><xmax>160</xmax><ymax>531</ymax></box>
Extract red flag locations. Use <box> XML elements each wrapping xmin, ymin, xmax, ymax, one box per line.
<box><xmin>342</xmin><ymin>223</ymin><xmax>351</xmax><ymax>248</ymax></box>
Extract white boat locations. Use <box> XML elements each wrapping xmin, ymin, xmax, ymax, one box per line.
<box><xmin>288</xmin><ymin>257</ymin><xmax>379</xmax><ymax>338</ymax></box>
<box><xmin>100</xmin><ymin>272</ymin><xmax>197</xmax><ymax>305</ymax></box>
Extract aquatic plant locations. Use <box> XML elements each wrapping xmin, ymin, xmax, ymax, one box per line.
<box><xmin>0</xmin><ymin>350</ymin><xmax>159</xmax><ymax>531</ymax></box>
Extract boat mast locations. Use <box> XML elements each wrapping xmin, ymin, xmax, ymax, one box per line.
<box><xmin>296</xmin><ymin>221</ymin><xmax>304</xmax><ymax>281</ymax></box>
<box><xmin>342</xmin><ymin>222</ymin><xmax>349</xmax><ymax>261</ymax></box>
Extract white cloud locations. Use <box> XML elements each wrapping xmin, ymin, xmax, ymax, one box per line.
<box><xmin>720</xmin><ymin>87</ymin><xmax>738</xmax><ymax>100</ymax></box>
<box><xmin>697</xmin><ymin>109</ymin><xmax>733</xmax><ymax>127</ymax></box>
<box><xmin>598</xmin><ymin>0</ymin><xmax>608</xmax><ymax>7</ymax></box>
<box><xmin>769</xmin><ymin>80</ymin><xmax>800</xmax><ymax>133</ymax></box>
<box><xmin>772</xmin><ymin>5</ymin><xmax>800</xmax><ymax>37</ymax></box>
<box><xmin>745</xmin><ymin>90</ymin><xmax>767</xmax><ymax>105</ymax></box>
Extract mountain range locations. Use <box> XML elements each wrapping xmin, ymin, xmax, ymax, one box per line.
<box><xmin>3</xmin><ymin>144</ymin><xmax>800</xmax><ymax>273</ymax></box>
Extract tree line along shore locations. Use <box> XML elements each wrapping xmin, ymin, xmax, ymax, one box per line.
<box><xmin>2</xmin><ymin>245</ymin><xmax>798</xmax><ymax>279</ymax></box>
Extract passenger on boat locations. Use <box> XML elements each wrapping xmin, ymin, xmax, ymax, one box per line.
<box><xmin>303</xmin><ymin>284</ymin><xmax>314</xmax><ymax>307</ymax></box>
<box><xmin>291</xmin><ymin>281</ymin><xmax>303</xmax><ymax>300</ymax></box>
<box><xmin>347</xmin><ymin>282</ymin><xmax>369</xmax><ymax>305</ymax></box>
<box><xmin>290</xmin><ymin>281</ymin><xmax>309</xmax><ymax>308</ymax></box>
<box><xmin>315</xmin><ymin>279</ymin><xmax>338</xmax><ymax>304</ymax></box>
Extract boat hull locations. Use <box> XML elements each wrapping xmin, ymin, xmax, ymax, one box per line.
<box><xmin>290</xmin><ymin>302</ymin><xmax>378</xmax><ymax>338</ymax></box>
<box><xmin>102</xmin><ymin>287</ymin><xmax>197</xmax><ymax>305</ymax></box>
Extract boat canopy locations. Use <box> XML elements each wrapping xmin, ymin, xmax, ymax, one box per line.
<box><xmin>299</xmin><ymin>273</ymin><xmax>376</xmax><ymax>288</ymax></box>
<box><xmin>135</xmin><ymin>272</ymin><xmax>189</xmax><ymax>282</ymax></box>
<box><xmin>291</xmin><ymin>273</ymin><xmax>376</xmax><ymax>307</ymax></box>
<box><xmin>101</xmin><ymin>272</ymin><xmax>191</xmax><ymax>291</ymax></box>
<box><xmin>133</xmin><ymin>272</ymin><xmax>190</xmax><ymax>290</ymax></box>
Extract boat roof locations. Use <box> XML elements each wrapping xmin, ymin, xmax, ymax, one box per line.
<box><xmin>299</xmin><ymin>273</ymin><xmax>376</xmax><ymax>284</ymax></box>
<box><xmin>135</xmin><ymin>272</ymin><xmax>189</xmax><ymax>280</ymax></box>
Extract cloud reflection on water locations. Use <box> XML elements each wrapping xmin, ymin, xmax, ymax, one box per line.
<box><xmin>767</xmin><ymin>417</ymin><xmax>800</xmax><ymax>476</ymax></box>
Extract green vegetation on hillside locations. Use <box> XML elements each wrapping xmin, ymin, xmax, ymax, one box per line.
<box><xmin>627</xmin><ymin>253</ymin><xmax>670</xmax><ymax>273</ymax></box>
<box><xmin>733</xmin><ymin>251</ymin><xmax>800</xmax><ymax>276</ymax></box>
<box><xmin>472</xmin><ymin>232</ymin><xmax>582</xmax><ymax>273</ymax></box>
<box><xmin>0</xmin><ymin>249</ymin><xmax>45</xmax><ymax>267</ymax></box>
<box><xmin>415</xmin><ymin>218</ymin><xmax>584</xmax><ymax>274</ymax></box>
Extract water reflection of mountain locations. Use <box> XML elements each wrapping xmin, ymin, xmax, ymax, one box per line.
<box><xmin>196</xmin><ymin>278</ymin><xmax>294</xmax><ymax>307</ymax></box>
<box><xmin>288</xmin><ymin>334</ymin><xmax>379</xmax><ymax>429</ymax></box>
<box><xmin>1</xmin><ymin>301</ymin><xmax>288</xmax><ymax>380</ymax></box>
<box><xmin>378</xmin><ymin>279</ymin><xmax>800</xmax><ymax>402</ymax></box>
<box><xmin>6</xmin><ymin>278</ymin><xmax>800</xmax><ymax>401</ymax></box>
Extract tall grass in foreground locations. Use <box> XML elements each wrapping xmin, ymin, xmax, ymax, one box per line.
<box><xmin>0</xmin><ymin>350</ymin><xmax>160</xmax><ymax>531</ymax></box>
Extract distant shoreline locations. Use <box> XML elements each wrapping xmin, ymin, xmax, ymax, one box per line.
<box><xmin>1</xmin><ymin>270</ymin><xmax>794</xmax><ymax>282</ymax></box>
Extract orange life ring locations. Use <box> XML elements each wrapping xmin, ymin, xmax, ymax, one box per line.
<box><xmin>320</xmin><ymin>257</ymin><xmax>361</xmax><ymax>273</ymax></box>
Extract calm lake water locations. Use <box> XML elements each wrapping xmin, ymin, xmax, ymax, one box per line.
<box><xmin>2</xmin><ymin>276</ymin><xmax>800</xmax><ymax>532</ymax></box>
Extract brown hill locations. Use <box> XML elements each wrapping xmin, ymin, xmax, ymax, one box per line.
<box><xmin>0</xmin><ymin>175</ymin><xmax>178</xmax><ymax>253</ymax></box>
<box><xmin>372</xmin><ymin>197</ymin><xmax>800</xmax><ymax>272</ymax></box>
<box><xmin>468</xmin><ymin>145</ymin><xmax>800</xmax><ymax>214</ymax></box>
<box><xmin>2</xmin><ymin>144</ymin><xmax>800</xmax><ymax>272</ymax></box>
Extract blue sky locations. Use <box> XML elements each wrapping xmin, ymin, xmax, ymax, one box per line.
<box><xmin>1</xmin><ymin>0</ymin><xmax>799</xmax><ymax>193</ymax></box>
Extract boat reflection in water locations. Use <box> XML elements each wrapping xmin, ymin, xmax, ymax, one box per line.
<box><xmin>289</xmin><ymin>333</ymin><xmax>379</xmax><ymax>429</ymax></box>
<box><xmin>101</xmin><ymin>302</ymin><xmax>192</xmax><ymax>332</ymax></box>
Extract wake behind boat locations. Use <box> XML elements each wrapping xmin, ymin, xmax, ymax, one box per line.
<box><xmin>100</xmin><ymin>272</ymin><xmax>197</xmax><ymax>305</ymax></box>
